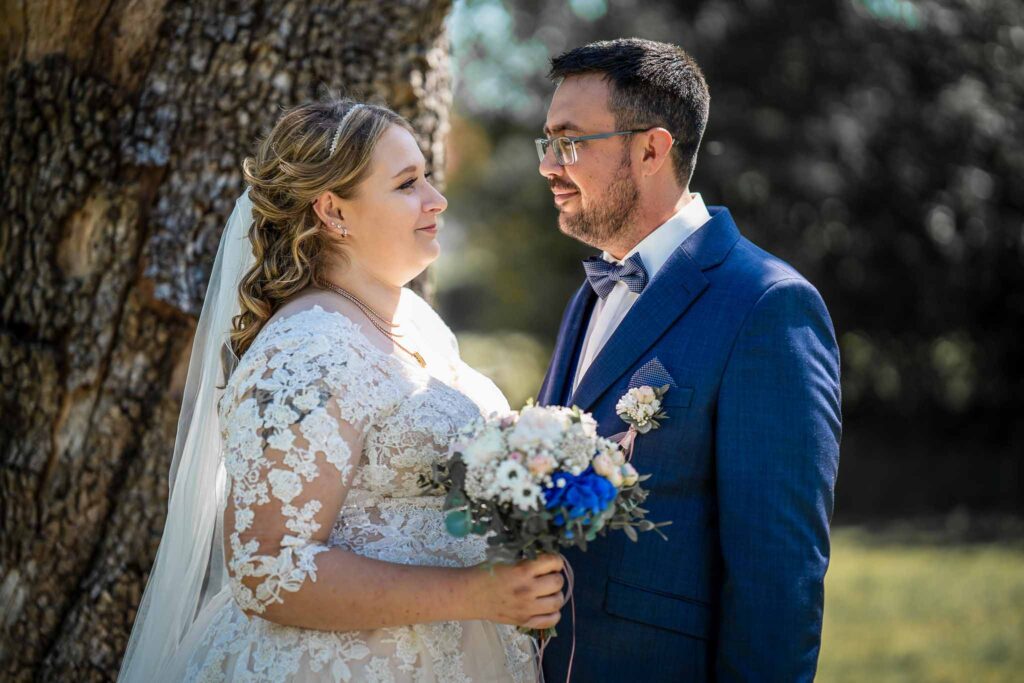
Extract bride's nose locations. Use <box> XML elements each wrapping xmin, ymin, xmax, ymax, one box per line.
<box><xmin>423</xmin><ymin>183</ymin><xmax>447</xmax><ymax>215</ymax></box>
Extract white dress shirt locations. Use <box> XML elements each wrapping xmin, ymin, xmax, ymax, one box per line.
<box><xmin>572</xmin><ymin>193</ymin><xmax>711</xmax><ymax>394</ymax></box>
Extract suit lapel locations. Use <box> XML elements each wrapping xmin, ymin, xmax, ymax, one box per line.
<box><xmin>569</xmin><ymin>207</ymin><xmax>741</xmax><ymax>411</ymax></box>
<box><xmin>539</xmin><ymin>283</ymin><xmax>596</xmax><ymax>406</ymax></box>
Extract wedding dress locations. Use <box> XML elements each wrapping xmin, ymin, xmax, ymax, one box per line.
<box><xmin>164</xmin><ymin>291</ymin><xmax>536</xmax><ymax>682</ymax></box>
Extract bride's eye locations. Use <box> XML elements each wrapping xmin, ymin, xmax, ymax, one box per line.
<box><xmin>399</xmin><ymin>172</ymin><xmax>432</xmax><ymax>191</ymax></box>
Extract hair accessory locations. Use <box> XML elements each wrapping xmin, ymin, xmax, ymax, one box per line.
<box><xmin>328</xmin><ymin>103</ymin><xmax>366</xmax><ymax>156</ymax></box>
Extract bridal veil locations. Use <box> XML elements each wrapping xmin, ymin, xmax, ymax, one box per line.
<box><xmin>118</xmin><ymin>190</ymin><xmax>256</xmax><ymax>681</ymax></box>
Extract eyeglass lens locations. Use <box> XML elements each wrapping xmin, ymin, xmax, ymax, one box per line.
<box><xmin>535</xmin><ymin>137</ymin><xmax>577</xmax><ymax>165</ymax></box>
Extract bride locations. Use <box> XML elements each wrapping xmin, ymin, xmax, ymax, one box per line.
<box><xmin>118</xmin><ymin>99</ymin><xmax>563</xmax><ymax>682</ymax></box>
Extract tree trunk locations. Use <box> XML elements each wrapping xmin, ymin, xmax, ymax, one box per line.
<box><xmin>0</xmin><ymin>1</ymin><xmax>452</xmax><ymax>679</ymax></box>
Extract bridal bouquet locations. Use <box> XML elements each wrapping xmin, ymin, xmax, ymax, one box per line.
<box><xmin>423</xmin><ymin>402</ymin><xmax>669</xmax><ymax>636</ymax></box>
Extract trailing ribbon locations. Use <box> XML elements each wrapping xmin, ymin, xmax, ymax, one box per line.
<box><xmin>536</xmin><ymin>554</ymin><xmax>576</xmax><ymax>683</ymax></box>
<box><xmin>609</xmin><ymin>425</ymin><xmax>639</xmax><ymax>462</ymax></box>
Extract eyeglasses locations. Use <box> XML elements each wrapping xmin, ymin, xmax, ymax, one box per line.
<box><xmin>535</xmin><ymin>129</ymin><xmax>650</xmax><ymax>166</ymax></box>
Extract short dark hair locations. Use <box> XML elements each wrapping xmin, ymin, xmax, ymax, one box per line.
<box><xmin>549</xmin><ymin>38</ymin><xmax>710</xmax><ymax>187</ymax></box>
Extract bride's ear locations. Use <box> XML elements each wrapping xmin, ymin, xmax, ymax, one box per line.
<box><xmin>313</xmin><ymin>191</ymin><xmax>347</xmax><ymax>234</ymax></box>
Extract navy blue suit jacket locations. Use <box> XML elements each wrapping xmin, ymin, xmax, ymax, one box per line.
<box><xmin>538</xmin><ymin>207</ymin><xmax>841</xmax><ymax>682</ymax></box>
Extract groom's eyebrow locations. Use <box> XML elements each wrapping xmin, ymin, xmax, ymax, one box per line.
<box><xmin>544</xmin><ymin>121</ymin><xmax>580</xmax><ymax>136</ymax></box>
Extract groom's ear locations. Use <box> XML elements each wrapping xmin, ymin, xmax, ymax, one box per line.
<box><xmin>638</xmin><ymin>127</ymin><xmax>675</xmax><ymax>178</ymax></box>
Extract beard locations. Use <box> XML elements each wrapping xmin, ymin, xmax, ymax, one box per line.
<box><xmin>556</xmin><ymin>153</ymin><xmax>639</xmax><ymax>248</ymax></box>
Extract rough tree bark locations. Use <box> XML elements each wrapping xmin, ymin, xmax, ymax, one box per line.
<box><xmin>0</xmin><ymin>1</ymin><xmax>453</xmax><ymax>679</ymax></box>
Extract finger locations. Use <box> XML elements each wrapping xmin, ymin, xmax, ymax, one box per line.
<box><xmin>533</xmin><ymin>594</ymin><xmax>565</xmax><ymax>614</ymax></box>
<box><xmin>532</xmin><ymin>573</ymin><xmax>565</xmax><ymax>597</ymax></box>
<box><xmin>523</xmin><ymin>611</ymin><xmax>562</xmax><ymax>630</ymax></box>
<box><xmin>530</xmin><ymin>554</ymin><xmax>564</xmax><ymax>576</ymax></box>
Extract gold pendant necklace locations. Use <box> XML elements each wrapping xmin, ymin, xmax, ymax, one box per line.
<box><xmin>317</xmin><ymin>280</ymin><xmax>427</xmax><ymax>368</ymax></box>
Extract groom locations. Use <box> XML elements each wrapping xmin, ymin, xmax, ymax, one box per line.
<box><xmin>537</xmin><ymin>39</ymin><xmax>842</xmax><ymax>681</ymax></box>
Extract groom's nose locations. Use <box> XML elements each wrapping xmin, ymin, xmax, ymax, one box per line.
<box><xmin>538</xmin><ymin>146</ymin><xmax>564</xmax><ymax>180</ymax></box>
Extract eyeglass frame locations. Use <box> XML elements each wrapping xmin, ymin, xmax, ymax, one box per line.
<box><xmin>535</xmin><ymin>128</ymin><xmax>653</xmax><ymax>166</ymax></box>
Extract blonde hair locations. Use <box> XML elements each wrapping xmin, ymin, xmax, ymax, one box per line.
<box><xmin>231</xmin><ymin>99</ymin><xmax>413</xmax><ymax>358</ymax></box>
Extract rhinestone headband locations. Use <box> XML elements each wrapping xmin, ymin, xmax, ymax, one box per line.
<box><xmin>328</xmin><ymin>104</ymin><xmax>366</xmax><ymax>157</ymax></box>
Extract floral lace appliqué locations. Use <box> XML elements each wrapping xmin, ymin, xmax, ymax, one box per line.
<box><xmin>183</xmin><ymin>301</ymin><xmax>535</xmax><ymax>682</ymax></box>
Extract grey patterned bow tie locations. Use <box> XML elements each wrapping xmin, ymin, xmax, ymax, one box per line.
<box><xmin>583</xmin><ymin>252</ymin><xmax>649</xmax><ymax>300</ymax></box>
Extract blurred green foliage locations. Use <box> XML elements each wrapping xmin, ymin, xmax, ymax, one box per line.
<box><xmin>438</xmin><ymin>0</ymin><xmax>1024</xmax><ymax>513</ymax></box>
<box><xmin>456</xmin><ymin>330</ymin><xmax>549</xmax><ymax>407</ymax></box>
<box><xmin>820</xmin><ymin>525</ymin><xmax>1024</xmax><ymax>681</ymax></box>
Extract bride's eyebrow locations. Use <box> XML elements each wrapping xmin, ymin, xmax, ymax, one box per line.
<box><xmin>390</xmin><ymin>164</ymin><xmax>420</xmax><ymax>179</ymax></box>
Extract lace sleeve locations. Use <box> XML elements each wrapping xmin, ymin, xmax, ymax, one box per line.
<box><xmin>219</xmin><ymin>313</ymin><xmax>403</xmax><ymax>617</ymax></box>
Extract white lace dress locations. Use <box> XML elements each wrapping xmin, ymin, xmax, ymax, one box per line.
<box><xmin>170</xmin><ymin>291</ymin><xmax>537</xmax><ymax>682</ymax></box>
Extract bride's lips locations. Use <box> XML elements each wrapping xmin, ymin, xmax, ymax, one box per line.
<box><xmin>416</xmin><ymin>224</ymin><xmax>438</xmax><ymax>234</ymax></box>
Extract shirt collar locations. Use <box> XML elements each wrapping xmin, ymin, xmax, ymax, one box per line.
<box><xmin>603</xmin><ymin>193</ymin><xmax>711</xmax><ymax>278</ymax></box>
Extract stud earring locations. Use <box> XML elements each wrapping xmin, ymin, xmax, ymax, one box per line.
<box><xmin>331</xmin><ymin>221</ymin><xmax>348</xmax><ymax>237</ymax></box>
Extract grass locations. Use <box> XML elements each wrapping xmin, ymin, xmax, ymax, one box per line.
<box><xmin>819</xmin><ymin>525</ymin><xmax>1024</xmax><ymax>682</ymax></box>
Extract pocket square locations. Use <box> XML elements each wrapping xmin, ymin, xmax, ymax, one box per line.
<box><xmin>628</xmin><ymin>357</ymin><xmax>677</xmax><ymax>390</ymax></box>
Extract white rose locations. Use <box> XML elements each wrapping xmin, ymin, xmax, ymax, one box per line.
<box><xmin>621</xmin><ymin>463</ymin><xmax>639</xmax><ymax>487</ymax></box>
<box><xmin>527</xmin><ymin>454</ymin><xmax>557</xmax><ymax>477</ymax></box>
<box><xmin>636</xmin><ymin>386</ymin><xmax>656</xmax><ymax>404</ymax></box>
<box><xmin>605</xmin><ymin>466</ymin><xmax>624</xmax><ymax>487</ymax></box>
<box><xmin>508</xmin><ymin>406</ymin><xmax>568</xmax><ymax>450</ymax></box>
<box><xmin>577</xmin><ymin>412</ymin><xmax>598</xmax><ymax>437</ymax></box>
<box><xmin>592</xmin><ymin>453</ymin><xmax>616</xmax><ymax>478</ymax></box>
<box><xmin>462</xmin><ymin>427</ymin><xmax>505</xmax><ymax>468</ymax></box>
<box><xmin>616</xmin><ymin>394</ymin><xmax>638</xmax><ymax>414</ymax></box>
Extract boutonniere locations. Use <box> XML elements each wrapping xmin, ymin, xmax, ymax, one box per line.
<box><xmin>612</xmin><ymin>385</ymin><xmax>670</xmax><ymax>460</ymax></box>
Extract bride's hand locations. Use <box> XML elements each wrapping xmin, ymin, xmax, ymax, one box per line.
<box><xmin>469</xmin><ymin>554</ymin><xmax>566</xmax><ymax>630</ymax></box>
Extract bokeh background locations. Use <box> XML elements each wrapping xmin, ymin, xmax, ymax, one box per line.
<box><xmin>1</xmin><ymin>0</ymin><xmax>1020</xmax><ymax>679</ymax></box>
<box><xmin>438</xmin><ymin>0</ymin><xmax>1024</xmax><ymax>680</ymax></box>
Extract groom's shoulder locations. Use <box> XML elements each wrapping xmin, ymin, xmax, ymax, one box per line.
<box><xmin>731</xmin><ymin>237</ymin><xmax>805</xmax><ymax>286</ymax></box>
<box><xmin>713</xmin><ymin>214</ymin><xmax>816</xmax><ymax>299</ymax></box>
<box><xmin>697</xmin><ymin>210</ymin><xmax>835</xmax><ymax>331</ymax></box>
<box><xmin>713</xmin><ymin>232</ymin><xmax>836</xmax><ymax>339</ymax></box>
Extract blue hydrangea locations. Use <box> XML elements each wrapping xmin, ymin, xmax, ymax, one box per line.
<box><xmin>543</xmin><ymin>466</ymin><xmax>617</xmax><ymax>526</ymax></box>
